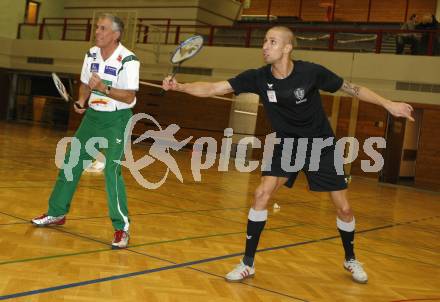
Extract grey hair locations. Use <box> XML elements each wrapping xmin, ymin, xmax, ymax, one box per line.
<box><xmin>99</xmin><ymin>13</ymin><xmax>124</xmax><ymax>41</ymax></box>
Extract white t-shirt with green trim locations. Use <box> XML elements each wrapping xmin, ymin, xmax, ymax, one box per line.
<box><xmin>80</xmin><ymin>43</ymin><xmax>140</xmax><ymax>111</ymax></box>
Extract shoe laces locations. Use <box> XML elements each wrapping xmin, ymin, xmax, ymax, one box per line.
<box><xmin>235</xmin><ymin>261</ymin><xmax>252</xmax><ymax>272</ymax></box>
<box><xmin>346</xmin><ymin>259</ymin><xmax>364</xmax><ymax>274</ymax></box>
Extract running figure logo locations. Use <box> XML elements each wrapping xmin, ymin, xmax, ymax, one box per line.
<box><xmin>118</xmin><ymin>113</ymin><xmax>192</xmax><ymax>189</ymax></box>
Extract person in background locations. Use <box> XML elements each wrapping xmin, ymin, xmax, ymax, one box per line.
<box><xmin>396</xmin><ymin>14</ymin><xmax>419</xmax><ymax>55</ymax></box>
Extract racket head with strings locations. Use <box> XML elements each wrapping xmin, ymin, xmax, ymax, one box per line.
<box><xmin>170</xmin><ymin>35</ymin><xmax>204</xmax><ymax>64</ymax></box>
<box><xmin>158</xmin><ymin>35</ymin><xmax>203</xmax><ymax>96</ymax></box>
<box><xmin>51</xmin><ymin>72</ymin><xmax>71</xmax><ymax>102</ymax></box>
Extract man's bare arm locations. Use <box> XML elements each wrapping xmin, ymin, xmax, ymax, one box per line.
<box><xmin>340</xmin><ymin>81</ymin><xmax>414</xmax><ymax>121</ymax></box>
<box><xmin>102</xmin><ymin>87</ymin><xmax>136</xmax><ymax>104</ymax></box>
<box><xmin>89</xmin><ymin>73</ymin><xmax>136</xmax><ymax>104</ymax></box>
<box><xmin>163</xmin><ymin>77</ymin><xmax>233</xmax><ymax>98</ymax></box>
<box><xmin>77</xmin><ymin>83</ymin><xmax>91</xmax><ymax>106</ymax></box>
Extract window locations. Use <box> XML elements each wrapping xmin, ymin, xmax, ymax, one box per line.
<box><xmin>24</xmin><ymin>0</ymin><xmax>40</xmax><ymax>24</ymax></box>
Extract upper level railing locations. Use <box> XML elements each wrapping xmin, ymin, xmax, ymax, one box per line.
<box><xmin>17</xmin><ymin>18</ymin><xmax>440</xmax><ymax>56</ymax></box>
<box><xmin>17</xmin><ymin>18</ymin><xmax>93</xmax><ymax>41</ymax></box>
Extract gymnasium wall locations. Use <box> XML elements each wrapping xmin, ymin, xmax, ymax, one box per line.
<box><xmin>37</xmin><ymin>0</ymin><xmax>66</xmax><ymax>21</ymax></box>
<box><xmin>0</xmin><ymin>0</ymin><xmax>26</xmax><ymax>39</ymax></box>
<box><xmin>242</xmin><ymin>0</ymin><xmax>438</xmax><ymax>22</ymax></box>
<box><xmin>63</xmin><ymin>0</ymin><xmax>241</xmax><ymax>26</ymax></box>
<box><xmin>3</xmin><ymin>38</ymin><xmax>440</xmax><ymax>104</ymax></box>
<box><xmin>198</xmin><ymin>0</ymin><xmax>243</xmax><ymax>24</ymax></box>
<box><xmin>16</xmin><ymin>0</ymin><xmax>241</xmax><ymax>42</ymax></box>
<box><xmin>0</xmin><ymin>38</ymin><xmax>13</xmax><ymax>68</ymax></box>
<box><xmin>437</xmin><ymin>0</ymin><xmax>440</xmax><ymax>18</ymax></box>
<box><xmin>0</xmin><ymin>0</ymin><xmax>65</xmax><ymax>40</ymax></box>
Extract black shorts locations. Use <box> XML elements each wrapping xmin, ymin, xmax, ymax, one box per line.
<box><xmin>261</xmin><ymin>138</ymin><xmax>347</xmax><ymax>192</ymax></box>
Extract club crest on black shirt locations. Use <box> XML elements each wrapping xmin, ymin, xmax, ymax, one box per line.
<box><xmin>294</xmin><ymin>88</ymin><xmax>307</xmax><ymax>104</ymax></box>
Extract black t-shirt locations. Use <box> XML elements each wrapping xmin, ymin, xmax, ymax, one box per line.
<box><xmin>227</xmin><ymin>60</ymin><xmax>343</xmax><ymax>138</ymax></box>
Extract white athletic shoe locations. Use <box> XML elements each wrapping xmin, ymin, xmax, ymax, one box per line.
<box><xmin>31</xmin><ymin>214</ymin><xmax>66</xmax><ymax>226</ymax></box>
<box><xmin>85</xmin><ymin>160</ymin><xmax>105</xmax><ymax>173</ymax></box>
<box><xmin>225</xmin><ymin>261</ymin><xmax>255</xmax><ymax>282</ymax></box>
<box><xmin>344</xmin><ymin>259</ymin><xmax>368</xmax><ymax>284</ymax></box>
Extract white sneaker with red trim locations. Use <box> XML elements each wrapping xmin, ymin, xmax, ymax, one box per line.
<box><xmin>225</xmin><ymin>261</ymin><xmax>255</xmax><ymax>282</ymax></box>
<box><xmin>31</xmin><ymin>214</ymin><xmax>66</xmax><ymax>226</ymax></box>
<box><xmin>344</xmin><ymin>259</ymin><xmax>368</xmax><ymax>284</ymax></box>
<box><xmin>112</xmin><ymin>230</ymin><xmax>129</xmax><ymax>249</ymax></box>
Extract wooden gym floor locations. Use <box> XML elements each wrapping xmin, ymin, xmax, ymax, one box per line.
<box><xmin>0</xmin><ymin>121</ymin><xmax>439</xmax><ymax>301</ymax></box>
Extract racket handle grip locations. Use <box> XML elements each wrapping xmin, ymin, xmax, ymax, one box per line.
<box><xmin>160</xmin><ymin>71</ymin><xmax>178</xmax><ymax>96</ymax></box>
<box><xmin>74</xmin><ymin>102</ymin><xmax>85</xmax><ymax>109</ymax></box>
<box><xmin>169</xmin><ymin>71</ymin><xmax>177</xmax><ymax>81</ymax></box>
<box><xmin>158</xmin><ymin>88</ymin><xmax>167</xmax><ymax>96</ymax></box>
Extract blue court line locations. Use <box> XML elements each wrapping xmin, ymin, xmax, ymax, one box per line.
<box><xmin>0</xmin><ymin>211</ymin><xmax>27</xmax><ymax>222</ymax></box>
<box><xmin>0</xmin><ymin>252</ymin><xmax>234</xmax><ymax>300</ymax></box>
<box><xmin>0</xmin><ymin>222</ymin><xmax>28</xmax><ymax>226</ymax></box>
<box><xmin>0</xmin><ymin>235</ymin><xmax>333</xmax><ymax>301</ymax></box>
<box><xmin>0</xmin><ymin>222</ymin><xmax>397</xmax><ymax>301</ymax></box>
<box><xmin>0</xmin><ymin>214</ymin><xmax>438</xmax><ymax>300</ymax></box>
<box><xmin>124</xmin><ymin>249</ymin><xmax>308</xmax><ymax>301</ymax></box>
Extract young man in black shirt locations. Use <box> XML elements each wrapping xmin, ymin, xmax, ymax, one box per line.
<box><xmin>162</xmin><ymin>26</ymin><xmax>414</xmax><ymax>284</ymax></box>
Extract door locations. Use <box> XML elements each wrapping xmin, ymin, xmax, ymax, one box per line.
<box><xmin>380</xmin><ymin>114</ymin><xmax>406</xmax><ymax>183</ymax></box>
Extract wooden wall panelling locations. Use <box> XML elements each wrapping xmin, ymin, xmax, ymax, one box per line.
<box><xmin>334</xmin><ymin>0</ymin><xmax>370</xmax><ymax>22</ymax></box>
<box><xmin>0</xmin><ymin>71</ymin><xmax>10</xmax><ymax>120</ymax></box>
<box><xmin>350</xmin><ymin>101</ymin><xmax>388</xmax><ymax>178</ymax></box>
<box><xmin>134</xmin><ymin>83</ymin><xmax>232</xmax><ymax>152</ymax></box>
<box><xmin>242</xmin><ymin>0</ymin><xmax>437</xmax><ymax>22</ymax></box>
<box><xmin>321</xmin><ymin>94</ymin><xmax>333</xmax><ymax>116</ymax></box>
<box><xmin>67</xmin><ymin>77</ymin><xmax>82</xmax><ymax>132</ymax></box>
<box><xmin>270</xmin><ymin>0</ymin><xmax>301</xmax><ymax>17</ymax></box>
<box><xmin>301</xmin><ymin>0</ymin><xmax>327</xmax><ymax>21</ymax></box>
<box><xmin>335</xmin><ymin>96</ymin><xmax>352</xmax><ymax>138</ymax></box>
<box><xmin>242</xmin><ymin>0</ymin><xmax>269</xmax><ymax>15</ymax></box>
<box><xmin>414</xmin><ymin>108</ymin><xmax>440</xmax><ymax>190</ymax></box>
<box><xmin>367</xmin><ymin>0</ymin><xmax>407</xmax><ymax>22</ymax></box>
<box><xmin>407</xmin><ymin>0</ymin><xmax>437</xmax><ymax>20</ymax></box>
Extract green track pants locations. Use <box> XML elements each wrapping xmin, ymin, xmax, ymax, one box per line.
<box><xmin>47</xmin><ymin>108</ymin><xmax>132</xmax><ymax>231</ymax></box>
